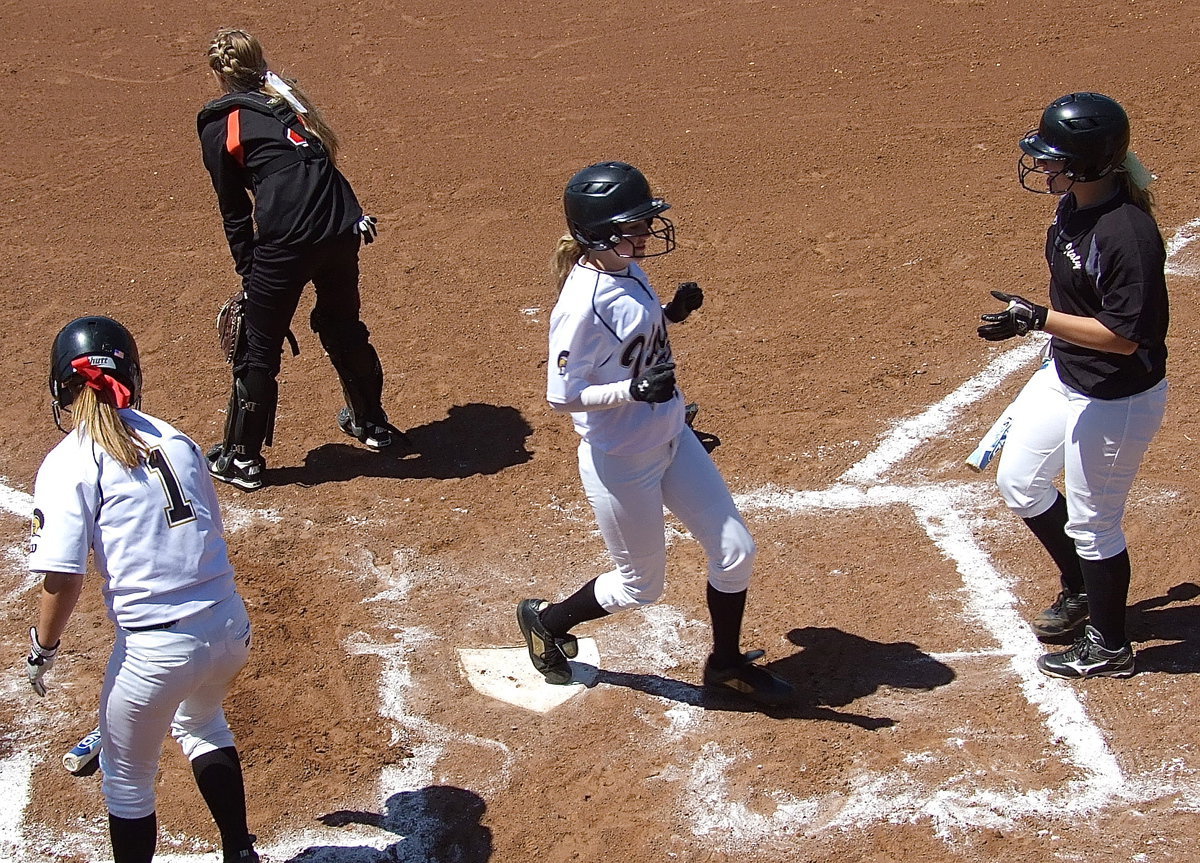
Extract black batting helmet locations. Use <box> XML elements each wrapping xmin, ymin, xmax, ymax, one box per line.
<box><xmin>1019</xmin><ymin>92</ymin><xmax>1130</xmax><ymax>191</ymax></box>
<box><xmin>563</xmin><ymin>161</ymin><xmax>675</xmax><ymax>256</ymax></box>
<box><xmin>50</xmin><ymin>316</ymin><xmax>142</xmax><ymax>412</ymax></box>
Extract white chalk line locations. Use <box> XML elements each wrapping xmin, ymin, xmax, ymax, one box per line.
<box><xmin>1165</xmin><ymin>218</ymin><xmax>1200</xmax><ymax>277</ymax></box>
<box><xmin>689</xmin><ymin>319</ymin><xmax>1194</xmax><ymax>843</ymax></box>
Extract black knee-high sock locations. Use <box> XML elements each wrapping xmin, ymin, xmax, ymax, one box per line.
<box><xmin>109</xmin><ymin>812</ymin><xmax>156</xmax><ymax>863</ymax></box>
<box><xmin>707</xmin><ymin>585</ymin><xmax>747</xmax><ymax>666</ymax></box>
<box><xmin>191</xmin><ymin>747</ymin><xmax>253</xmax><ymax>856</ymax></box>
<box><xmin>540</xmin><ymin>578</ymin><xmax>610</xmax><ymax>636</ymax></box>
<box><xmin>1079</xmin><ymin>549</ymin><xmax>1132</xmax><ymax>648</ymax></box>
<box><xmin>1022</xmin><ymin>493</ymin><xmax>1085</xmax><ymax>594</ymax></box>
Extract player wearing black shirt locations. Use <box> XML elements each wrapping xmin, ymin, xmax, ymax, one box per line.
<box><xmin>976</xmin><ymin>92</ymin><xmax>1168</xmax><ymax>679</ymax></box>
<box><xmin>199</xmin><ymin>28</ymin><xmax>404</xmax><ymax>491</ymax></box>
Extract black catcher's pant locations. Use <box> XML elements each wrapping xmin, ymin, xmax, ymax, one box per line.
<box><xmin>220</xmin><ymin>231</ymin><xmax>386</xmax><ymax>460</ymax></box>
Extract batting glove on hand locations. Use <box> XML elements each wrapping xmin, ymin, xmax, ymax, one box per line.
<box><xmin>356</xmin><ymin>214</ymin><xmax>378</xmax><ymax>245</ymax></box>
<box><xmin>977</xmin><ymin>290</ymin><xmax>1048</xmax><ymax>341</ymax></box>
<box><xmin>664</xmin><ymin>281</ymin><xmax>704</xmax><ymax>323</ymax></box>
<box><xmin>630</xmin><ymin>362</ymin><xmax>677</xmax><ymax>403</ymax></box>
<box><xmin>25</xmin><ymin>627</ymin><xmax>59</xmax><ymax>698</ymax></box>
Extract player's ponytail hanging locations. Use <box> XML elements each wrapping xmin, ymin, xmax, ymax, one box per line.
<box><xmin>67</xmin><ymin>386</ymin><xmax>147</xmax><ymax>470</ymax></box>
<box><xmin>551</xmin><ymin>235</ymin><xmax>584</xmax><ymax>293</ymax></box>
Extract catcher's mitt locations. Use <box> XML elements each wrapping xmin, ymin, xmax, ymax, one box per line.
<box><xmin>216</xmin><ymin>291</ymin><xmax>245</xmax><ymax>364</ymax></box>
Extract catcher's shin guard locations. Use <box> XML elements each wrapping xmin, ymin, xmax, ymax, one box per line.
<box><xmin>311</xmin><ymin>313</ymin><xmax>386</xmax><ymax>425</ymax></box>
<box><xmin>221</xmin><ymin>368</ymin><xmax>278</xmax><ymax>457</ymax></box>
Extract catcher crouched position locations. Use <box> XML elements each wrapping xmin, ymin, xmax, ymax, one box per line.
<box><xmin>200</xmin><ymin>27</ymin><xmax>406</xmax><ymax>491</ymax></box>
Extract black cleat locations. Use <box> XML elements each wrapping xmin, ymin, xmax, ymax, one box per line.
<box><xmin>207</xmin><ymin>445</ymin><xmax>264</xmax><ymax>491</ymax></box>
<box><xmin>1037</xmin><ymin>625</ymin><xmax>1135</xmax><ymax>679</ymax></box>
<box><xmin>703</xmin><ymin>650</ymin><xmax>796</xmax><ymax>707</ymax></box>
<box><xmin>338</xmin><ymin>407</ymin><xmax>410</xmax><ymax>452</ymax></box>
<box><xmin>516</xmin><ymin>599</ymin><xmax>578</xmax><ymax>685</ymax></box>
<box><xmin>1031</xmin><ymin>590</ymin><xmax>1089</xmax><ymax>641</ymax></box>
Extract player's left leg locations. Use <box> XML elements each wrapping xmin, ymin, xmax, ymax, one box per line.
<box><xmin>1061</xmin><ymin>379</ymin><xmax>1167</xmax><ymax>651</ymax></box>
<box><xmin>169</xmin><ymin>595</ymin><xmax>256</xmax><ymax>860</ymax></box>
<box><xmin>662</xmin><ymin>430</ymin><xmax>794</xmax><ymax>706</ymax></box>
<box><xmin>310</xmin><ymin>233</ymin><xmax>401</xmax><ymax>450</ymax></box>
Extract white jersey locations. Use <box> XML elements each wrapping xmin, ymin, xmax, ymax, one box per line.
<box><xmin>547</xmin><ymin>260</ymin><xmax>686</xmax><ymax>456</ymax></box>
<box><xmin>28</xmin><ymin>409</ymin><xmax>237</xmax><ymax>630</ymax></box>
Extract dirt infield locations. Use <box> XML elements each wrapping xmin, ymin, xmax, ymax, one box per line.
<box><xmin>4</xmin><ymin>1</ymin><xmax>1200</xmax><ymax>861</ymax></box>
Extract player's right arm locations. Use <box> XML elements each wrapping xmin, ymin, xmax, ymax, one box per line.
<box><xmin>199</xmin><ymin>109</ymin><xmax>256</xmax><ymax>280</ymax></box>
<box><xmin>35</xmin><ymin>572</ymin><xmax>84</xmax><ymax>651</ymax></box>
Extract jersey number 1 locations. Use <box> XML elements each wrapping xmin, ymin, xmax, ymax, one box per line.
<box><xmin>147</xmin><ymin>448</ymin><xmax>197</xmax><ymax>527</ymax></box>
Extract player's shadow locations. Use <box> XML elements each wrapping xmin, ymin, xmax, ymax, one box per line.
<box><xmin>593</xmin><ymin>626</ymin><xmax>952</xmax><ymax>728</ymax></box>
<box><xmin>285</xmin><ymin>785</ymin><xmax>491</xmax><ymax>862</ymax></box>
<box><xmin>1126</xmin><ymin>582</ymin><xmax>1200</xmax><ymax>674</ymax></box>
<box><xmin>268</xmin><ymin>403</ymin><xmax>533</xmax><ymax>487</ymax></box>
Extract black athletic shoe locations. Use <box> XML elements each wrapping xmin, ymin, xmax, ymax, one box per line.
<box><xmin>338</xmin><ymin>407</ymin><xmax>409</xmax><ymax>451</ymax></box>
<box><xmin>703</xmin><ymin>650</ymin><xmax>796</xmax><ymax>707</ymax></box>
<box><xmin>1031</xmin><ymin>590</ymin><xmax>1089</xmax><ymax>640</ymax></box>
<box><xmin>516</xmin><ymin>599</ymin><xmax>578</xmax><ymax>685</ymax></box>
<box><xmin>223</xmin><ymin>835</ymin><xmax>259</xmax><ymax>863</ymax></box>
<box><xmin>224</xmin><ymin>849</ymin><xmax>259</xmax><ymax>863</ymax></box>
<box><xmin>1037</xmin><ymin>625</ymin><xmax>1135</xmax><ymax>679</ymax></box>
<box><xmin>206</xmin><ymin>445</ymin><xmax>264</xmax><ymax>491</ymax></box>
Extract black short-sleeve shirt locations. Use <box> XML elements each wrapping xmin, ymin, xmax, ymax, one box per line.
<box><xmin>1046</xmin><ymin>190</ymin><xmax>1168</xmax><ymax>399</ymax></box>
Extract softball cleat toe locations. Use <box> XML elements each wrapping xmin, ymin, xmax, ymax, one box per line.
<box><xmin>703</xmin><ymin>649</ymin><xmax>797</xmax><ymax>707</ymax></box>
<box><xmin>516</xmin><ymin>599</ymin><xmax>574</xmax><ymax>685</ymax></box>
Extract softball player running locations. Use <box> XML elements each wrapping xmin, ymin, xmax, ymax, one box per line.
<box><xmin>200</xmin><ymin>27</ymin><xmax>403</xmax><ymax>491</ymax></box>
<box><xmin>24</xmin><ymin>316</ymin><xmax>259</xmax><ymax>863</ymax></box>
<box><xmin>977</xmin><ymin>92</ymin><xmax>1168</xmax><ymax>679</ymax></box>
<box><xmin>517</xmin><ymin>161</ymin><xmax>795</xmax><ymax>706</ymax></box>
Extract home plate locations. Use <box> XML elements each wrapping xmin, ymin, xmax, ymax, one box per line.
<box><xmin>457</xmin><ymin>639</ymin><xmax>600</xmax><ymax>712</ymax></box>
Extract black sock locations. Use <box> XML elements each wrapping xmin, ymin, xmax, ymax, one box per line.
<box><xmin>1079</xmin><ymin>549</ymin><xmax>1132</xmax><ymax>648</ymax></box>
<box><xmin>1022</xmin><ymin>493</ymin><xmax>1085</xmax><ymax>594</ymax></box>
<box><xmin>706</xmin><ymin>585</ymin><xmax>747</xmax><ymax>666</ymax></box>
<box><xmin>109</xmin><ymin>812</ymin><xmax>156</xmax><ymax>863</ymax></box>
<box><xmin>540</xmin><ymin>578</ymin><xmax>609</xmax><ymax>636</ymax></box>
<box><xmin>191</xmin><ymin>747</ymin><xmax>253</xmax><ymax>856</ymax></box>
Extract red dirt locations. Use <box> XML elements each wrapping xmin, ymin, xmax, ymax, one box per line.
<box><xmin>4</xmin><ymin>1</ymin><xmax>1200</xmax><ymax>861</ymax></box>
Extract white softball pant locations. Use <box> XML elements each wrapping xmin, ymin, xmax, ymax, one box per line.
<box><xmin>580</xmin><ymin>428</ymin><xmax>756</xmax><ymax>612</ymax></box>
<box><xmin>996</xmin><ymin>359</ymin><xmax>1167</xmax><ymax>560</ymax></box>
<box><xmin>100</xmin><ymin>593</ymin><xmax>252</xmax><ymax>819</ymax></box>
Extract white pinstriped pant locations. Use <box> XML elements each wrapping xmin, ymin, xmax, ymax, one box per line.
<box><xmin>99</xmin><ymin>593</ymin><xmax>251</xmax><ymax>819</ymax></box>
<box><xmin>579</xmin><ymin>428</ymin><xmax>756</xmax><ymax>612</ymax></box>
<box><xmin>996</xmin><ymin>359</ymin><xmax>1167</xmax><ymax>560</ymax></box>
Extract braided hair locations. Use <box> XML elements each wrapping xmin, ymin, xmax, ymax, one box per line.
<box><xmin>207</xmin><ymin>28</ymin><xmax>341</xmax><ymax>164</ymax></box>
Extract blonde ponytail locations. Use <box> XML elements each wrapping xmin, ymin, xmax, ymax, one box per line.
<box><xmin>68</xmin><ymin>386</ymin><xmax>146</xmax><ymax>469</ymax></box>
<box><xmin>552</xmin><ymin>235</ymin><xmax>584</xmax><ymax>293</ymax></box>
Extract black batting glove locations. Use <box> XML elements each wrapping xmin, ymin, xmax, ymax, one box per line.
<box><xmin>663</xmin><ymin>281</ymin><xmax>704</xmax><ymax>323</ymax></box>
<box><xmin>630</xmin><ymin>362</ymin><xmax>677</xmax><ymax>403</ymax></box>
<box><xmin>977</xmin><ymin>290</ymin><xmax>1048</xmax><ymax>341</ymax></box>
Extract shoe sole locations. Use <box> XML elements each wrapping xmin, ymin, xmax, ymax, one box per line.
<box><xmin>1036</xmin><ymin>659</ymin><xmax>1136</xmax><ymax>680</ymax></box>
<box><xmin>209</xmin><ymin>469</ymin><xmax>263</xmax><ymax>491</ymax></box>
<box><xmin>703</xmin><ymin>677</ymin><xmax>796</xmax><ymax>707</ymax></box>
<box><xmin>1031</xmin><ymin>619</ymin><xmax>1089</xmax><ymax>640</ymax></box>
<box><xmin>516</xmin><ymin>600</ymin><xmax>573</xmax><ymax>685</ymax></box>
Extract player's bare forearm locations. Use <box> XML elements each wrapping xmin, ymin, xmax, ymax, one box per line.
<box><xmin>36</xmin><ymin>572</ymin><xmax>84</xmax><ymax>647</ymax></box>
<box><xmin>1044</xmin><ymin>311</ymin><xmax>1138</xmax><ymax>355</ymax></box>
